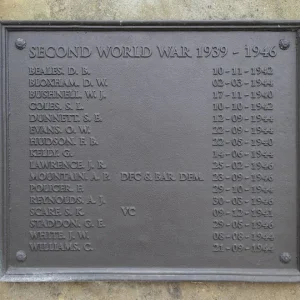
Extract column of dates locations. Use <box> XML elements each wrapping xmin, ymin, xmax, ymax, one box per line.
<box><xmin>212</xmin><ymin>64</ymin><xmax>275</xmax><ymax>254</ymax></box>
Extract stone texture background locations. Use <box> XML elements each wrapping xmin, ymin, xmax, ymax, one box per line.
<box><xmin>1</xmin><ymin>0</ymin><xmax>300</xmax><ymax>20</ymax></box>
<box><xmin>1</xmin><ymin>0</ymin><xmax>300</xmax><ymax>299</ymax></box>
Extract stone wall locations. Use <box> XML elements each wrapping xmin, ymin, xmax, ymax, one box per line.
<box><xmin>1</xmin><ymin>0</ymin><xmax>300</xmax><ymax>299</ymax></box>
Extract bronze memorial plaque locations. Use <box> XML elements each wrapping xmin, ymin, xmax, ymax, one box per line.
<box><xmin>0</xmin><ymin>21</ymin><xmax>300</xmax><ymax>282</ymax></box>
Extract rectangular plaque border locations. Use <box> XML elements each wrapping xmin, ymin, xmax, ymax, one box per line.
<box><xmin>0</xmin><ymin>21</ymin><xmax>300</xmax><ymax>282</ymax></box>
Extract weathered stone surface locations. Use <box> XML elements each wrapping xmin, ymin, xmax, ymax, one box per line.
<box><xmin>0</xmin><ymin>0</ymin><xmax>300</xmax><ymax>20</ymax></box>
<box><xmin>0</xmin><ymin>281</ymin><xmax>300</xmax><ymax>300</ymax></box>
<box><xmin>1</xmin><ymin>0</ymin><xmax>300</xmax><ymax>298</ymax></box>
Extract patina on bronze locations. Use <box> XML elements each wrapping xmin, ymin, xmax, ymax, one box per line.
<box><xmin>0</xmin><ymin>21</ymin><xmax>299</xmax><ymax>282</ymax></box>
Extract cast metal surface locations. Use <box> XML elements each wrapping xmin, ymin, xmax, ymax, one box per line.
<box><xmin>0</xmin><ymin>21</ymin><xmax>300</xmax><ymax>282</ymax></box>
